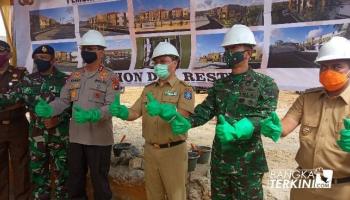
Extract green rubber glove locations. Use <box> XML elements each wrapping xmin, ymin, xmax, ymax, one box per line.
<box><xmin>260</xmin><ymin>112</ymin><xmax>282</xmax><ymax>142</ymax></box>
<box><xmin>73</xmin><ymin>105</ymin><xmax>101</xmax><ymax>124</ymax></box>
<box><xmin>145</xmin><ymin>92</ymin><xmax>162</xmax><ymax>116</ymax></box>
<box><xmin>35</xmin><ymin>98</ymin><xmax>53</xmax><ymax>118</ymax></box>
<box><xmin>170</xmin><ymin>112</ymin><xmax>192</xmax><ymax>135</ymax></box>
<box><xmin>146</xmin><ymin>92</ymin><xmax>177</xmax><ymax>121</ymax></box>
<box><xmin>109</xmin><ymin>93</ymin><xmax>129</xmax><ymax>120</ymax></box>
<box><xmin>216</xmin><ymin>115</ymin><xmax>254</xmax><ymax>143</ymax></box>
<box><xmin>159</xmin><ymin>103</ymin><xmax>177</xmax><ymax>122</ymax></box>
<box><xmin>337</xmin><ymin>118</ymin><xmax>350</xmax><ymax>152</ymax></box>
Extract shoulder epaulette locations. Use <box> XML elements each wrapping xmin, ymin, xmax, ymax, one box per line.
<box><xmin>179</xmin><ymin>80</ymin><xmax>191</xmax><ymax>87</ymax></box>
<box><xmin>304</xmin><ymin>87</ymin><xmax>324</xmax><ymax>93</ymax></box>
<box><xmin>145</xmin><ymin>81</ymin><xmax>157</xmax><ymax>87</ymax></box>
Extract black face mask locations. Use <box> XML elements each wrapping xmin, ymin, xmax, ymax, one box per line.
<box><xmin>34</xmin><ymin>59</ymin><xmax>51</xmax><ymax>72</ymax></box>
<box><xmin>81</xmin><ymin>51</ymin><xmax>97</xmax><ymax>64</ymax></box>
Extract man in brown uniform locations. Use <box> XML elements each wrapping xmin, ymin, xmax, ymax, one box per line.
<box><xmin>109</xmin><ymin>42</ymin><xmax>194</xmax><ymax>200</ymax></box>
<box><xmin>262</xmin><ymin>36</ymin><xmax>350</xmax><ymax>200</ymax></box>
<box><xmin>34</xmin><ymin>30</ymin><xmax>120</xmax><ymax>200</ymax></box>
<box><xmin>0</xmin><ymin>40</ymin><xmax>30</xmax><ymax>199</ymax></box>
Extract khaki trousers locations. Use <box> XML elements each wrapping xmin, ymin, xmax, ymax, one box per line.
<box><xmin>144</xmin><ymin>142</ymin><xmax>187</xmax><ymax>200</ymax></box>
<box><xmin>290</xmin><ymin>183</ymin><xmax>350</xmax><ymax>200</ymax></box>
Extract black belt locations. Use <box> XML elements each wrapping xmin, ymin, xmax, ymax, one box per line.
<box><xmin>151</xmin><ymin>140</ymin><xmax>185</xmax><ymax>149</ymax></box>
<box><xmin>297</xmin><ymin>167</ymin><xmax>350</xmax><ymax>184</ymax></box>
<box><xmin>332</xmin><ymin>177</ymin><xmax>350</xmax><ymax>184</ymax></box>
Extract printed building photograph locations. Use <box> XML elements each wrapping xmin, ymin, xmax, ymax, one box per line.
<box><xmin>104</xmin><ymin>39</ymin><xmax>132</xmax><ymax>71</ymax></box>
<box><xmin>30</xmin><ymin>7</ymin><xmax>75</xmax><ymax>41</ymax></box>
<box><xmin>133</xmin><ymin>0</ymin><xmax>190</xmax><ymax>33</ymax></box>
<box><xmin>268</xmin><ymin>23</ymin><xmax>350</xmax><ymax>68</ymax></box>
<box><xmin>78</xmin><ymin>0</ymin><xmax>129</xmax><ymax>36</ymax></box>
<box><xmin>135</xmin><ymin>34</ymin><xmax>191</xmax><ymax>68</ymax></box>
<box><xmin>195</xmin><ymin>31</ymin><xmax>264</xmax><ymax>69</ymax></box>
<box><xmin>32</xmin><ymin>42</ymin><xmax>78</xmax><ymax>72</ymax></box>
<box><xmin>272</xmin><ymin>0</ymin><xmax>350</xmax><ymax>24</ymax></box>
<box><xmin>195</xmin><ymin>0</ymin><xmax>264</xmax><ymax>30</ymax></box>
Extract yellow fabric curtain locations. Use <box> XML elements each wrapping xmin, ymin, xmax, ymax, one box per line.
<box><xmin>0</xmin><ymin>0</ymin><xmax>15</xmax><ymax>66</ymax></box>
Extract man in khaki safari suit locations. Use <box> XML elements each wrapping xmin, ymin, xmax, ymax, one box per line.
<box><xmin>109</xmin><ymin>42</ymin><xmax>194</xmax><ymax>200</ymax></box>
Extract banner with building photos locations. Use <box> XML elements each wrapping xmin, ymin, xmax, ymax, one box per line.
<box><xmin>13</xmin><ymin>0</ymin><xmax>350</xmax><ymax>90</ymax></box>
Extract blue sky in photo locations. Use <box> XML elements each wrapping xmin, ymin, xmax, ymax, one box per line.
<box><xmin>79</xmin><ymin>0</ymin><xmax>128</xmax><ymax>21</ymax></box>
<box><xmin>133</xmin><ymin>0</ymin><xmax>189</xmax><ymax>13</ymax></box>
<box><xmin>270</xmin><ymin>25</ymin><xmax>338</xmax><ymax>44</ymax></box>
<box><xmin>30</xmin><ymin>7</ymin><xmax>73</xmax><ymax>24</ymax></box>
<box><xmin>196</xmin><ymin>0</ymin><xmax>264</xmax><ymax>11</ymax></box>
<box><xmin>196</xmin><ymin>33</ymin><xmax>224</xmax><ymax>57</ymax></box>
<box><xmin>254</xmin><ymin>31</ymin><xmax>264</xmax><ymax>44</ymax></box>
<box><xmin>196</xmin><ymin>31</ymin><xmax>264</xmax><ymax>57</ymax></box>
<box><xmin>106</xmin><ymin>39</ymin><xmax>131</xmax><ymax>50</ymax></box>
<box><xmin>32</xmin><ymin>42</ymin><xmax>77</xmax><ymax>52</ymax></box>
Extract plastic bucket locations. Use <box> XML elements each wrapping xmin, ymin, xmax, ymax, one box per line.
<box><xmin>196</xmin><ymin>146</ymin><xmax>211</xmax><ymax>164</ymax></box>
<box><xmin>188</xmin><ymin>151</ymin><xmax>200</xmax><ymax>172</ymax></box>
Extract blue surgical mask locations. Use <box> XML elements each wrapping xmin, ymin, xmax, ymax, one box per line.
<box><xmin>154</xmin><ymin>64</ymin><xmax>169</xmax><ymax>80</ymax></box>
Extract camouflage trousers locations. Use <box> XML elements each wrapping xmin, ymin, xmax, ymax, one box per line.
<box><xmin>29</xmin><ymin>124</ymin><xmax>69</xmax><ymax>200</ymax></box>
<box><xmin>211</xmin><ymin>167</ymin><xmax>264</xmax><ymax>200</ymax></box>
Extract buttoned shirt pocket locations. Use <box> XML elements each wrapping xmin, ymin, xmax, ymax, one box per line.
<box><xmin>88</xmin><ymin>82</ymin><xmax>107</xmax><ymax>105</ymax></box>
<box><xmin>296</xmin><ymin>118</ymin><xmax>318</xmax><ymax>168</ymax></box>
<box><xmin>300</xmin><ymin>118</ymin><xmax>319</xmax><ymax>140</ymax></box>
<box><xmin>69</xmin><ymin>81</ymin><xmax>81</xmax><ymax>102</ymax></box>
<box><xmin>238</xmin><ymin>86</ymin><xmax>259</xmax><ymax>107</ymax></box>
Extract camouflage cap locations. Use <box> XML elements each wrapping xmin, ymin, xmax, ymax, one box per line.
<box><xmin>0</xmin><ymin>40</ymin><xmax>11</xmax><ymax>52</ymax></box>
<box><xmin>32</xmin><ymin>45</ymin><xmax>55</xmax><ymax>58</ymax></box>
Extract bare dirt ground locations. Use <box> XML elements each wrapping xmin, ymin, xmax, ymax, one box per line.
<box><xmin>112</xmin><ymin>87</ymin><xmax>300</xmax><ymax>200</ymax></box>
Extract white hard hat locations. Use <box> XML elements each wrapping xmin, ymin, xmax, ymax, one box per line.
<box><xmin>151</xmin><ymin>42</ymin><xmax>179</xmax><ymax>60</ymax></box>
<box><xmin>221</xmin><ymin>24</ymin><xmax>256</xmax><ymax>47</ymax></box>
<box><xmin>315</xmin><ymin>36</ymin><xmax>350</xmax><ymax>63</ymax></box>
<box><xmin>80</xmin><ymin>30</ymin><xmax>107</xmax><ymax>48</ymax></box>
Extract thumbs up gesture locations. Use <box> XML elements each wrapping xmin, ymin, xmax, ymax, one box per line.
<box><xmin>145</xmin><ymin>92</ymin><xmax>177</xmax><ymax>121</ymax></box>
<box><xmin>73</xmin><ymin>105</ymin><xmax>101</xmax><ymax>123</ymax></box>
<box><xmin>260</xmin><ymin>112</ymin><xmax>282</xmax><ymax>142</ymax></box>
<box><xmin>145</xmin><ymin>92</ymin><xmax>162</xmax><ymax>116</ymax></box>
<box><xmin>73</xmin><ymin>105</ymin><xmax>89</xmax><ymax>123</ymax></box>
<box><xmin>216</xmin><ymin>115</ymin><xmax>254</xmax><ymax>144</ymax></box>
<box><xmin>108</xmin><ymin>93</ymin><xmax>129</xmax><ymax>120</ymax></box>
<box><xmin>170</xmin><ymin>112</ymin><xmax>192</xmax><ymax>135</ymax></box>
<box><xmin>337</xmin><ymin>118</ymin><xmax>350</xmax><ymax>152</ymax></box>
<box><xmin>216</xmin><ymin>115</ymin><xmax>236</xmax><ymax>142</ymax></box>
<box><xmin>35</xmin><ymin>98</ymin><xmax>53</xmax><ymax>118</ymax></box>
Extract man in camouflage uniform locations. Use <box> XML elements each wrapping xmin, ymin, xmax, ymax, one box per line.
<box><xmin>2</xmin><ymin>45</ymin><xmax>70</xmax><ymax>199</ymax></box>
<box><xmin>160</xmin><ymin>25</ymin><xmax>279</xmax><ymax>199</ymax></box>
<box><xmin>0</xmin><ymin>40</ymin><xmax>30</xmax><ymax>200</ymax></box>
